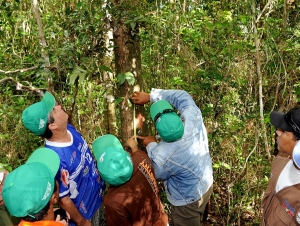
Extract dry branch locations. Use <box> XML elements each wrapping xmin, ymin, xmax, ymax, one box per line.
<box><xmin>0</xmin><ymin>66</ymin><xmax>38</xmax><ymax>74</ymax></box>
<box><xmin>0</xmin><ymin>77</ymin><xmax>45</xmax><ymax>95</ymax></box>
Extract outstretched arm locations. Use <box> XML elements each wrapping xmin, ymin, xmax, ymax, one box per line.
<box><xmin>130</xmin><ymin>92</ymin><xmax>150</xmax><ymax>105</ymax></box>
<box><xmin>136</xmin><ymin>135</ymin><xmax>157</xmax><ymax>147</ymax></box>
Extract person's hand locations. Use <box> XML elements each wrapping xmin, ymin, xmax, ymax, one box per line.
<box><xmin>54</xmin><ymin>208</ymin><xmax>70</xmax><ymax>226</ymax></box>
<box><xmin>130</xmin><ymin>92</ymin><xmax>150</xmax><ymax>105</ymax></box>
<box><xmin>126</xmin><ymin>136</ymin><xmax>138</xmax><ymax>152</ymax></box>
<box><xmin>0</xmin><ymin>170</ymin><xmax>9</xmax><ymax>205</ymax></box>
<box><xmin>55</xmin><ymin>214</ymin><xmax>69</xmax><ymax>226</ymax></box>
<box><xmin>137</xmin><ymin>136</ymin><xmax>157</xmax><ymax>147</ymax></box>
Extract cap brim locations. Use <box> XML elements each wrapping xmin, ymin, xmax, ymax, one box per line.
<box><xmin>293</xmin><ymin>142</ymin><xmax>300</xmax><ymax>168</ymax></box>
<box><xmin>42</xmin><ymin>92</ymin><xmax>56</xmax><ymax>114</ymax></box>
<box><xmin>26</xmin><ymin>148</ymin><xmax>60</xmax><ymax>176</ymax></box>
<box><xmin>270</xmin><ymin>111</ymin><xmax>293</xmax><ymax>132</ymax></box>
<box><xmin>150</xmin><ymin>100</ymin><xmax>173</xmax><ymax>120</ymax></box>
<box><xmin>92</xmin><ymin>134</ymin><xmax>124</xmax><ymax>157</ymax></box>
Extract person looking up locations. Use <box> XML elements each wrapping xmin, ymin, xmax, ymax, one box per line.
<box><xmin>21</xmin><ymin>92</ymin><xmax>105</xmax><ymax>226</ymax></box>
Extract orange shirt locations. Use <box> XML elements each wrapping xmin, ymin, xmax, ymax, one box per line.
<box><xmin>19</xmin><ymin>219</ymin><xmax>64</xmax><ymax>226</ymax></box>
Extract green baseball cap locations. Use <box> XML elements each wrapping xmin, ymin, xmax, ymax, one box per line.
<box><xmin>92</xmin><ymin>134</ymin><xmax>133</xmax><ymax>186</ymax></box>
<box><xmin>150</xmin><ymin>100</ymin><xmax>184</xmax><ymax>142</ymax></box>
<box><xmin>2</xmin><ymin>148</ymin><xmax>60</xmax><ymax>217</ymax></box>
<box><xmin>22</xmin><ymin>92</ymin><xmax>56</xmax><ymax>136</ymax></box>
<box><xmin>26</xmin><ymin>147</ymin><xmax>60</xmax><ymax>176</ymax></box>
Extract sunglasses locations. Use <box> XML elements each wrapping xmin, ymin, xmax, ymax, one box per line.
<box><xmin>284</xmin><ymin>108</ymin><xmax>300</xmax><ymax>133</ymax></box>
<box><xmin>153</xmin><ymin>109</ymin><xmax>176</xmax><ymax>123</ymax></box>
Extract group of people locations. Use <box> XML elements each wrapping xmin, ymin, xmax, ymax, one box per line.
<box><xmin>0</xmin><ymin>88</ymin><xmax>213</xmax><ymax>226</ymax></box>
<box><xmin>1</xmin><ymin>87</ymin><xmax>299</xmax><ymax>226</ymax></box>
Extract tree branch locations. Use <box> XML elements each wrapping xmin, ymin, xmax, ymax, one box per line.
<box><xmin>0</xmin><ymin>66</ymin><xmax>38</xmax><ymax>74</ymax></box>
<box><xmin>0</xmin><ymin>77</ymin><xmax>45</xmax><ymax>95</ymax></box>
<box><xmin>256</xmin><ymin>0</ymin><xmax>275</xmax><ymax>23</ymax></box>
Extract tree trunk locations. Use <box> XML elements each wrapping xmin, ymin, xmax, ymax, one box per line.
<box><xmin>252</xmin><ymin>1</ymin><xmax>271</xmax><ymax>161</ymax></box>
<box><xmin>32</xmin><ymin>0</ymin><xmax>53</xmax><ymax>92</ymax></box>
<box><xmin>113</xmin><ymin>17</ymin><xmax>146</xmax><ymax>145</ymax></box>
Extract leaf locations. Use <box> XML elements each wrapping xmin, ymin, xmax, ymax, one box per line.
<box><xmin>294</xmin><ymin>29</ymin><xmax>300</xmax><ymax>37</ymax></box>
<box><xmin>69</xmin><ymin>65</ymin><xmax>87</xmax><ymax>85</ymax></box>
<box><xmin>116</xmin><ymin>72</ymin><xmax>135</xmax><ymax>85</ymax></box>
<box><xmin>213</xmin><ymin>161</ymin><xmax>231</xmax><ymax>170</ymax></box>
<box><xmin>213</xmin><ymin>163</ymin><xmax>220</xmax><ymax>168</ymax></box>
<box><xmin>130</xmin><ymin>22</ymin><xmax>136</xmax><ymax>30</ymax></box>
<box><xmin>99</xmin><ymin>65</ymin><xmax>113</xmax><ymax>73</ymax></box>
<box><xmin>124</xmin><ymin>72</ymin><xmax>135</xmax><ymax>85</ymax></box>
<box><xmin>116</xmin><ymin>73</ymin><xmax>126</xmax><ymax>85</ymax></box>
<box><xmin>114</xmin><ymin>97</ymin><xmax>124</xmax><ymax>105</ymax></box>
<box><xmin>222</xmin><ymin>162</ymin><xmax>231</xmax><ymax>170</ymax></box>
<box><xmin>0</xmin><ymin>163</ymin><xmax>9</xmax><ymax>171</ymax></box>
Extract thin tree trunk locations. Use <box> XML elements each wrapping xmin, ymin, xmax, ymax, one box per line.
<box><xmin>32</xmin><ymin>0</ymin><xmax>53</xmax><ymax>92</ymax></box>
<box><xmin>252</xmin><ymin>2</ymin><xmax>271</xmax><ymax>161</ymax></box>
<box><xmin>104</xmin><ymin>27</ymin><xmax>118</xmax><ymax>136</ymax></box>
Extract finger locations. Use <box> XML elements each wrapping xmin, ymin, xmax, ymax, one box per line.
<box><xmin>130</xmin><ymin>97</ymin><xmax>138</xmax><ymax>104</ymax></box>
<box><xmin>136</xmin><ymin>135</ymin><xmax>145</xmax><ymax>140</ymax></box>
<box><xmin>66</xmin><ymin>211</ymin><xmax>70</xmax><ymax>219</ymax></box>
<box><xmin>131</xmin><ymin>92</ymin><xmax>139</xmax><ymax>99</ymax></box>
<box><xmin>129</xmin><ymin>136</ymin><xmax>137</xmax><ymax>142</ymax></box>
<box><xmin>133</xmin><ymin>91</ymin><xmax>139</xmax><ymax>96</ymax></box>
<box><xmin>55</xmin><ymin>214</ymin><xmax>61</xmax><ymax>221</ymax></box>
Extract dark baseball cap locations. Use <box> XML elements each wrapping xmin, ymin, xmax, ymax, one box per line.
<box><xmin>270</xmin><ymin>108</ymin><xmax>300</xmax><ymax>138</ymax></box>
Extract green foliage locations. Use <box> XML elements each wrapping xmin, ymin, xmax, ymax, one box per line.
<box><xmin>69</xmin><ymin>65</ymin><xmax>87</xmax><ymax>85</ymax></box>
<box><xmin>0</xmin><ymin>89</ymin><xmax>43</xmax><ymax>170</ymax></box>
<box><xmin>116</xmin><ymin>72</ymin><xmax>135</xmax><ymax>86</ymax></box>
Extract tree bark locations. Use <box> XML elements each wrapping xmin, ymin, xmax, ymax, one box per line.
<box><xmin>32</xmin><ymin>0</ymin><xmax>53</xmax><ymax>92</ymax></box>
<box><xmin>113</xmin><ymin>17</ymin><xmax>148</xmax><ymax>145</ymax></box>
<box><xmin>252</xmin><ymin>1</ymin><xmax>271</xmax><ymax>161</ymax></box>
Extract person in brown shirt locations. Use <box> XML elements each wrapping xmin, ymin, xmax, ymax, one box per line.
<box><xmin>92</xmin><ymin>135</ymin><xmax>168</xmax><ymax>226</ymax></box>
<box><xmin>262</xmin><ymin>108</ymin><xmax>300</xmax><ymax>225</ymax></box>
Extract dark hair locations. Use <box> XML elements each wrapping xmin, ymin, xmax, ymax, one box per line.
<box><xmin>22</xmin><ymin>181</ymin><xmax>57</xmax><ymax>222</ymax></box>
<box><xmin>41</xmin><ymin>114</ymin><xmax>54</xmax><ymax>139</ymax></box>
<box><xmin>22</xmin><ymin>203</ymin><xmax>50</xmax><ymax>222</ymax></box>
<box><xmin>293</xmin><ymin>134</ymin><xmax>300</xmax><ymax>141</ymax></box>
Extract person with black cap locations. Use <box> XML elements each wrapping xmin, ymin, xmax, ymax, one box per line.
<box><xmin>130</xmin><ymin>89</ymin><xmax>213</xmax><ymax>226</ymax></box>
<box><xmin>262</xmin><ymin>108</ymin><xmax>300</xmax><ymax>225</ymax></box>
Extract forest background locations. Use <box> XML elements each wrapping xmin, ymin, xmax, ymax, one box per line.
<box><xmin>1</xmin><ymin>0</ymin><xmax>300</xmax><ymax>225</ymax></box>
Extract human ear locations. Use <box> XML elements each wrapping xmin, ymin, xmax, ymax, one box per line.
<box><xmin>48</xmin><ymin>123</ymin><xmax>57</xmax><ymax>130</ymax></box>
<box><xmin>50</xmin><ymin>193</ymin><xmax>58</xmax><ymax>205</ymax></box>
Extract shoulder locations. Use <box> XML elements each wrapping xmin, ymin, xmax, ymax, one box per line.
<box><xmin>131</xmin><ymin>149</ymin><xmax>147</xmax><ymax>157</ymax></box>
